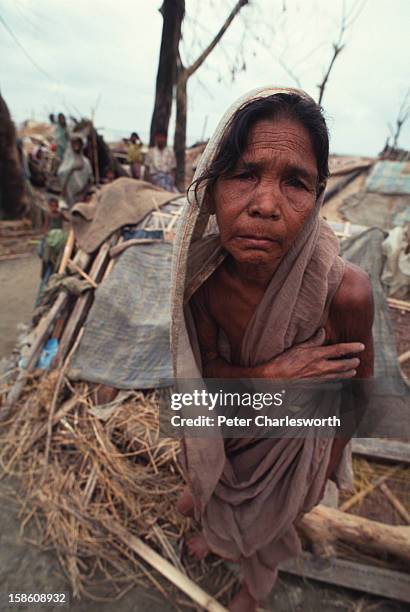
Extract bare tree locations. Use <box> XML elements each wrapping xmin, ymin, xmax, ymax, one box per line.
<box><xmin>149</xmin><ymin>0</ymin><xmax>185</xmax><ymax>146</ymax></box>
<box><xmin>317</xmin><ymin>0</ymin><xmax>366</xmax><ymax>104</ymax></box>
<box><xmin>174</xmin><ymin>0</ymin><xmax>250</xmax><ymax>190</ymax></box>
<box><xmin>268</xmin><ymin>1</ymin><xmax>366</xmax><ymax>106</ymax></box>
<box><xmin>387</xmin><ymin>88</ymin><xmax>410</xmax><ymax>149</ymax></box>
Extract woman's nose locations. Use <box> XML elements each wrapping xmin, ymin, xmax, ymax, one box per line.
<box><xmin>247</xmin><ymin>182</ymin><xmax>283</xmax><ymax>219</ymax></box>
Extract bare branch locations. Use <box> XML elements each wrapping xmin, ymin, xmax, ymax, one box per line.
<box><xmin>317</xmin><ymin>42</ymin><xmax>345</xmax><ymax>105</ymax></box>
<box><xmin>276</xmin><ymin>56</ymin><xmax>302</xmax><ymax>88</ymax></box>
<box><xmin>317</xmin><ymin>0</ymin><xmax>367</xmax><ymax>105</ymax></box>
<box><xmin>390</xmin><ymin>88</ymin><xmax>410</xmax><ymax>148</ymax></box>
<box><xmin>186</xmin><ymin>0</ymin><xmax>249</xmax><ymax>78</ymax></box>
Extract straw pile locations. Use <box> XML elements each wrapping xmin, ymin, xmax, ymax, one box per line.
<box><xmin>0</xmin><ymin>371</ymin><xmax>217</xmax><ymax>602</ymax></box>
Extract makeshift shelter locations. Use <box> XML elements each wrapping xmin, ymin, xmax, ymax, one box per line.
<box><xmin>323</xmin><ymin>156</ymin><xmax>410</xmax><ymax>301</ymax></box>
<box><xmin>323</xmin><ymin>156</ymin><xmax>410</xmax><ymax>228</ymax></box>
<box><xmin>0</xmin><ymin>176</ymin><xmax>410</xmax><ymax>609</ymax></box>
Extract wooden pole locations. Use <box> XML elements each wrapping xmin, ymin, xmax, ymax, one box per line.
<box><xmin>1</xmin><ymin>292</ymin><xmax>69</xmax><ymax>418</ymax></box>
<box><xmin>57</xmin><ymin>236</ymin><xmax>114</xmax><ymax>361</ymax></box>
<box><xmin>104</xmin><ymin>520</ymin><xmax>228</xmax><ymax>612</ymax></box>
<box><xmin>58</xmin><ymin>228</ymin><xmax>75</xmax><ymax>274</ymax></box>
<box><xmin>388</xmin><ymin>297</ymin><xmax>410</xmax><ymax>312</ymax></box>
<box><xmin>299</xmin><ymin>505</ymin><xmax>410</xmax><ymax>563</ymax></box>
<box><xmin>398</xmin><ymin>350</ymin><xmax>410</xmax><ymax>365</ymax></box>
<box><xmin>67</xmin><ymin>259</ymin><xmax>98</xmax><ymax>289</ymax></box>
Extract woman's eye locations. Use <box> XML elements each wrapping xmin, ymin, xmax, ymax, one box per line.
<box><xmin>286</xmin><ymin>177</ymin><xmax>306</xmax><ymax>189</ymax></box>
<box><xmin>235</xmin><ymin>171</ymin><xmax>256</xmax><ymax>181</ymax></box>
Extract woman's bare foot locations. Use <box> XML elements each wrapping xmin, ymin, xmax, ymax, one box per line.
<box><xmin>176</xmin><ymin>486</ymin><xmax>195</xmax><ymax>517</ymax></box>
<box><xmin>229</xmin><ymin>583</ymin><xmax>257</xmax><ymax>612</ymax></box>
<box><xmin>186</xmin><ymin>534</ymin><xmax>210</xmax><ymax>560</ymax></box>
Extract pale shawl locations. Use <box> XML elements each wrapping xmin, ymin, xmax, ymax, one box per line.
<box><xmin>170</xmin><ymin>87</ymin><xmax>351</xmax><ymax>599</ymax></box>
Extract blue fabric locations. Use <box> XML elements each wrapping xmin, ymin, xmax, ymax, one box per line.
<box><xmin>122</xmin><ymin>227</ymin><xmax>164</xmax><ymax>240</ymax></box>
<box><xmin>151</xmin><ymin>172</ymin><xmax>178</xmax><ymax>193</ymax></box>
<box><xmin>366</xmin><ymin>161</ymin><xmax>410</xmax><ymax>195</ymax></box>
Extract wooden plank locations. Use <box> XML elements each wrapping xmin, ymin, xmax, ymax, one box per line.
<box><xmin>279</xmin><ymin>552</ymin><xmax>410</xmax><ymax>603</ymax></box>
<box><xmin>57</xmin><ymin>239</ymin><xmax>112</xmax><ymax>362</ymax></box>
<box><xmin>352</xmin><ymin>438</ymin><xmax>410</xmax><ymax>465</ymax></box>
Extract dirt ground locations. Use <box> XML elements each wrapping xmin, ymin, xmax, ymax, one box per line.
<box><xmin>0</xmin><ymin>255</ymin><xmax>40</xmax><ymax>360</ymax></box>
<box><xmin>0</xmin><ymin>253</ymin><xmax>407</xmax><ymax>612</ymax></box>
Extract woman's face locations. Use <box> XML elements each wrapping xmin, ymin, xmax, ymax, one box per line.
<box><xmin>211</xmin><ymin>117</ymin><xmax>319</xmax><ymax>271</ymax></box>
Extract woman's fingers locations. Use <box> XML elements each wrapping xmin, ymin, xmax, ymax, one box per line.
<box><xmin>324</xmin><ymin>357</ymin><xmax>361</xmax><ymax>372</ymax></box>
<box><xmin>316</xmin><ymin>342</ymin><xmax>365</xmax><ymax>359</ymax></box>
<box><xmin>320</xmin><ymin>369</ymin><xmax>357</xmax><ymax>380</ymax></box>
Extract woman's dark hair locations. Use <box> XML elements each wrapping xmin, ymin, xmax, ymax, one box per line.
<box><xmin>193</xmin><ymin>93</ymin><xmax>329</xmax><ymax>200</ymax></box>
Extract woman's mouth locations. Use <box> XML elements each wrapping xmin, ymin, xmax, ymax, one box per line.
<box><xmin>233</xmin><ymin>235</ymin><xmax>280</xmax><ymax>249</ymax></box>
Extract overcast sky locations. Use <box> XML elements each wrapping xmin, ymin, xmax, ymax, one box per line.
<box><xmin>1</xmin><ymin>0</ymin><xmax>409</xmax><ymax>156</ymax></box>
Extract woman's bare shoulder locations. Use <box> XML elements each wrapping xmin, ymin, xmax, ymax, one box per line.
<box><xmin>335</xmin><ymin>262</ymin><xmax>373</xmax><ymax>309</ymax></box>
<box><xmin>329</xmin><ymin>262</ymin><xmax>374</xmax><ymax>341</ymax></box>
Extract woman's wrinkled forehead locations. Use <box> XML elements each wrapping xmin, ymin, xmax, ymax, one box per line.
<box><xmin>187</xmin><ymin>87</ymin><xmax>328</xmax><ymax>207</ymax></box>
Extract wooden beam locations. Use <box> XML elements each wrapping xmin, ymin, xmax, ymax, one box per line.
<box><xmin>299</xmin><ymin>505</ymin><xmax>410</xmax><ymax>564</ymax></box>
<box><xmin>278</xmin><ymin>552</ymin><xmax>410</xmax><ymax>603</ymax></box>
<box><xmin>352</xmin><ymin>438</ymin><xmax>410</xmax><ymax>465</ymax></box>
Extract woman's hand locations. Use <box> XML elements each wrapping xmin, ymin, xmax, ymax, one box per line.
<box><xmin>262</xmin><ymin>333</ymin><xmax>365</xmax><ymax>381</ymax></box>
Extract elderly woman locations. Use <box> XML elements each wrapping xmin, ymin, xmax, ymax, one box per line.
<box><xmin>171</xmin><ymin>87</ymin><xmax>374</xmax><ymax>611</ymax></box>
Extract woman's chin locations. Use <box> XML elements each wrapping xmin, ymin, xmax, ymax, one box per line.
<box><xmin>229</xmin><ymin>248</ymin><xmax>281</xmax><ymax>267</ymax></box>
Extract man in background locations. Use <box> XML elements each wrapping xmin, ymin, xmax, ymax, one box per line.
<box><xmin>144</xmin><ymin>131</ymin><xmax>177</xmax><ymax>192</ymax></box>
<box><xmin>127</xmin><ymin>132</ymin><xmax>143</xmax><ymax>179</ymax></box>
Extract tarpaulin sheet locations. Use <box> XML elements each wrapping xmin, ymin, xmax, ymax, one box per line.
<box><xmin>69</xmin><ymin>242</ymin><xmax>173</xmax><ymax>389</ymax></box>
<box><xmin>339</xmin><ymin>191</ymin><xmax>410</xmax><ymax>230</ymax></box>
<box><xmin>365</xmin><ymin>160</ymin><xmax>410</xmax><ymax>195</ymax></box>
<box><xmin>340</xmin><ymin>228</ymin><xmax>409</xmax><ymax>437</ymax></box>
<box><xmin>340</xmin><ymin>228</ymin><xmax>405</xmax><ymax>387</ymax></box>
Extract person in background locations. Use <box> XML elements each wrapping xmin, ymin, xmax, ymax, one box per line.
<box><xmin>55</xmin><ymin>113</ymin><xmax>68</xmax><ymax>161</ymax></box>
<box><xmin>57</xmin><ymin>136</ymin><xmax>93</xmax><ymax>208</ymax></box>
<box><xmin>42</xmin><ymin>195</ymin><xmax>66</xmax><ymax>232</ymax></box>
<box><xmin>36</xmin><ymin>196</ymin><xmax>69</xmax><ymax>303</ymax></box>
<box><xmin>144</xmin><ymin>131</ymin><xmax>177</xmax><ymax>192</ymax></box>
<box><xmin>127</xmin><ymin>132</ymin><xmax>143</xmax><ymax>179</ymax></box>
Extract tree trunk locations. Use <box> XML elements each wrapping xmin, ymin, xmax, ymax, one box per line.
<box><xmin>299</xmin><ymin>505</ymin><xmax>410</xmax><ymax>563</ymax></box>
<box><xmin>0</xmin><ymin>93</ymin><xmax>26</xmax><ymax>220</ymax></box>
<box><xmin>174</xmin><ymin>71</ymin><xmax>188</xmax><ymax>192</ymax></box>
<box><xmin>149</xmin><ymin>0</ymin><xmax>185</xmax><ymax>146</ymax></box>
<box><xmin>172</xmin><ymin>0</ymin><xmax>249</xmax><ymax>189</ymax></box>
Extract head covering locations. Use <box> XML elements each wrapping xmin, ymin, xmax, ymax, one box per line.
<box><xmin>170</xmin><ymin>87</ymin><xmax>351</xmax><ymax>600</ymax></box>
